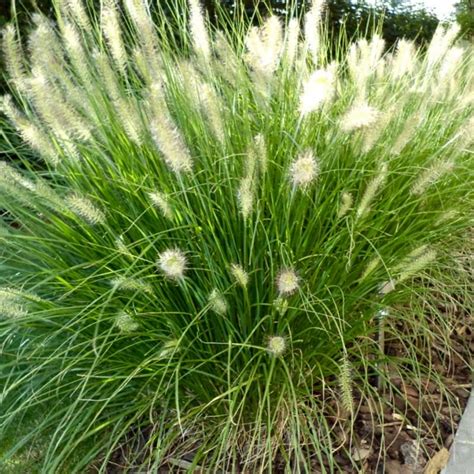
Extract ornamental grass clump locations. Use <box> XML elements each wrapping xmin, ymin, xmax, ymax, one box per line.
<box><xmin>0</xmin><ymin>0</ymin><xmax>473</xmax><ymax>471</ymax></box>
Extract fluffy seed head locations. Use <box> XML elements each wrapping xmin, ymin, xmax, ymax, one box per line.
<box><xmin>115</xmin><ymin>311</ymin><xmax>139</xmax><ymax>332</ymax></box>
<box><xmin>305</xmin><ymin>0</ymin><xmax>325</xmax><ymax>63</ymax></box>
<box><xmin>230</xmin><ymin>264</ymin><xmax>249</xmax><ymax>288</ymax></box>
<box><xmin>115</xmin><ymin>236</ymin><xmax>135</xmax><ymax>261</ymax></box>
<box><xmin>273</xmin><ymin>297</ymin><xmax>289</xmax><ymax>316</ymax></box>
<box><xmin>244</xmin><ymin>16</ymin><xmax>283</xmax><ymax>77</ymax></box>
<box><xmin>340</xmin><ymin>102</ymin><xmax>380</xmax><ymax>132</ymax></box>
<box><xmin>2</xmin><ymin>25</ymin><xmax>27</xmax><ymax>91</ymax></box>
<box><xmin>277</xmin><ymin>268</ymin><xmax>299</xmax><ymax>296</ymax></box>
<box><xmin>338</xmin><ymin>192</ymin><xmax>353</xmax><ymax>218</ymax></box>
<box><xmin>102</xmin><ymin>1</ymin><xmax>127</xmax><ymax>74</ymax></box>
<box><xmin>391</xmin><ymin>39</ymin><xmax>416</xmax><ymax>79</ymax></box>
<box><xmin>397</xmin><ymin>249</ymin><xmax>437</xmax><ymax>283</ymax></box>
<box><xmin>110</xmin><ymin>277</ymin><xmax>153</xmax><ymax>294</ymax></box>
<box><xmin>197</xmin><ymin>83</ymin><xmax>225</xmax><ymax>143</ymax></box>
<box><xmin>0</xmin><ymin>287</ymin><xmax>29</xmax><ymax>319</ymax></box>
<box><xmin>150</xmin><ymin>117</ymin><xmax>193</xmax><ymax>174</ymax></box>
<box><xmin>290</xmin><ymin>150</ymin><xmax>319</xmax><ymax>188</ymax></box>
<box><xmin>339</xmin><ymin>355</ymin><xmax>353</xmax><ymax>413</ymax></box>
<box><xmin>65</xmin><ymin>0</ymin><xmax>91</xmax><ymax>31</ymax></box>
<box><xmin>238</xmin><ymin>176</ymin><xmax>254</xmax><ymax>220</ymax></box>
<box><xmin>158</xmin><ymin>339</ymin><xmax>180</xmax><ymax>359</ymax></box>
<box><xmin>285</xmin><ymin>18</ymin><xmax>300</xmax><ymax>66</ymax></box>
<box><xmin>188</xmin><ymin>0</ymin><xmax>211</xmax><ymax>61</ymax></box>
<box><xmin>158</xmin><ymin>249</ymin><xmax>187</xmax><ymax>280</ymax></box>
<box><xmin>67</xmin><ymin>195</ymin><xmax>105</xmax><ymax>225</ymax></box>
<box><xmin>410</xmin><ymin>159</ymin><xmax>454</xmax><ymax>196</ymax></box>
<box><xmin>148</xmin><ymin>191</ymin><xmax>173</xmax><ymax>220</ymax></box>
<box><xmin>267</xmin><ymin>336</ymin><xmax>286</xmax><ymax>357</ymax></box>
<box><xmin>208</xmin><ymin>289</ymin><xmax>228</xmax><ymax>315</ymax></box>
<box><xmin>356</xmin><ymin>163</ymin><xmax>388</xmax><ymax>220</ymax></box>
<box><xmin>299</xmin><ymin>68</ymin><xmax>335</xmax><ymax>115</ymax></box>
<box><xmin>391</xmin><ymin>114</ymin><xmax>421</xmax><ymax>156</ymax></box>
<box><xmin>360</xmin><ymin>257</ymin><xmax>380</xmax><ymax>281</ymax></box>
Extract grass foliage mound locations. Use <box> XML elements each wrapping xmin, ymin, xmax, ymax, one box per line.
<box><xmin>0</xmin><ymin>0</ymin><xmax>473</xmax><ymax>471</ymax></box>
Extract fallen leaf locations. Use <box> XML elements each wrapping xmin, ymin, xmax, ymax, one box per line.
<box><xmin>423</xmin><ymin>448</ymin><xmax>450</xmax><ymax>474</ymax></box>
<box><xmin>352</xmin><ymin>447</ymin><xmax>372</xmax><ymax>462</ymax></box>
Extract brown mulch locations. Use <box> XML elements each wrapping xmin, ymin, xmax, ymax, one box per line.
<box><xmin>327</xmin><ymin>309</ymin><xmax>473</xmax><ymax>474</ymax></box>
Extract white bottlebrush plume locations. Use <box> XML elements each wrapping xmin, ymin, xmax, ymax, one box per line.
<box><xmin>2</xmin><ymin>25</ymin><xmax>27</xmax><ymax>92</ymax></box>
<box><xmin>339</xmin><ymin>354</ymin><xmax>353</xmax><ymax>413</ymax></box>
<box><xmin>254</xmin><ymin>134</ymin><xmax>268</xmax><ymax>174</ymax></box>
<box><xmin>102</xmin><ymin>0</ymin><xmax>127</xmax><ymax>74</ymax></box>
<box><xmin>439</xmin><ymin>46</ymin><xmax>464</xmax><ymax>80</ymax></box>
<box><xmin>95</xmin><ymin>51</ymin><xmax>121</xmax><ymax>101</ymax></box>
<box><xmin>214</xmin><ymin>31</ymin><xmax>242</xmax><ymax>84</ymax></box>
<box><xmin>276</xmin><ymin>268</ymin><xmax>299</xmax><ymax>296</ymax></box>
<box><xmin>26</xmin><ymin>68</ymin><xmax>91</xmax><ymax>142</ymax></box>
<box><xmin>197</xmin><ymin>83</ymin><xmax>225</xmax><ymax>144</ymax></box>
<box><xmin>150</xmin><ymin>116</ymin><xmax>193</xmax><ymax>174</ymax></box>
<box><xmin>110</xmin><ymin>277</ymin><xmax>153</xmax><ymax>294</ymax></box>
<box><xmin>0</xmin><ymin>95</ymin><xmax>59</xmax><ymax>166</ymax></box>
<box><xmin>426</xmin><ymin>23</ymin><xmax>461</xmax><ymax>69</ymax></box>
<box><xmin>115</xmin><ymin>311</ymin><xmax>139</xmax><ymax>332</ymax></box>
<box><xmin>0</xmin><ymin>161</ymin><xmax>34</xmax><ymax>192</ymax></box>
<box><xmin>148</xmin><ymin>192</ymin><xmax>173</xmax><ymax>220</ymax></box>
<box><xmin>436</xmin><ymin>210</ymin><xmax>459</xmax><ymax>225</ymax></box>
<box><xmin>361</xmin><ymin>106</ymin><xmax>396</xmax><ymax>153</ymax></box>
<box><xmin>397</xmin><ymin>249</ymin><xmax>437</xmax><ymax>283</ymax></box>
<box><xmin>124</xmin><ymin>0</ymin><xmax>158</xmax><ymax>59</ymax></box>
<box><xmin>62</xmin><ymin>22</ymin><xmax>90</xmax><ymax>80</ymax></box>
<box><xmin>367</xmin><ymin>35</ymin><xmax>385</xmax><ymax>71</ymax></box>
<box><xmin>0</xmin><ymin>287</ymin><xmax>42</xmax><ymax>302</ymax></box>
<box><xmin>391</xmin><ymin>39</ymin><xmax>416</xmax><ymax>79</ymax></box>
<box><xmin>391</xmin><ymin>114</ymin><xmax>421</xmax><ymax>156</ymax></box>
<box><xmin>29</xmin><ymin>15</ymin><xmax>65</xmax><ymax>79</ymax></box>
<box><xmin>208</xmin><ymin>289</ymin><xmax>228</xmax><ymax>315</ymax></box>
<box><xmin>410</xmin><ymin>159</ymin><xmax>454</xmax><ymax>196</ymax></box>
<box><xmin>360</xmin><ymin>257</ymin><xmax>380</xmax><ymax>281</ymax></box>
<box><xmin>237</xmin><ymin>176</ymin><xmax>254</xmax><ymax>220</ymax></box>
<box><xmin>338</xmin><ymin>192</ymin><xmax>353</xmax><ymax>218</ymax></box>
<box><xmin>304</xmin><ymin>0</ymin><xmax>325</xmax><ymax>63</ymax></box>
<box><xmin>273</xmin><ymin>297</ymin><xmax>289</xmax><ymax>316</ymax></box>
<box><xmin>348</xmin><ymin>35</ymin><xmax>385</xmax><ymax>98</ymax></box>
<box><xmin>157</xmin><ymin>249</ymin><xmax>187</xmax><ymax>280</ymax></box>
<box><xmin>0</xmin><ymin>287</ymin><xmax>34</xmax><ymax>319</ymax></box>
<box><xmin>285</xmin><ymin>18</ymin><xmax>300</xmax><ymax>67</ymax></box>
<box><xmin>356</xmin><ymin>163</ymin><xmax>388</xmax><ymax>220</ymax></box>
<box><xmin>230</xmin><ymin>264</ymin><xmax>249</xmax><ymax>288</ymax></box>
<box><xmin>0</xmin><ymin>162</ymin><xmax>62</xmax><ymax>209</ymax></box>
<box><xmin>245</xmin><ymin>15</ymin><xmax>283</xmax><ymax>77</ymax></box>
<box><xmin>290</xmin><ymin>150</ymin><xmax>320</xmax><ymax>189</ymax></box>
<box><xmin>20</xmin><ymin>122</ymin><xmax>59</xmax><ymax>167</ymax></box>
<box><xmin>340</xmin><ymin>102</ymin><xmax>380</xmax><ymax>133</ymax></box>
<box><xmin>188</xmin><ymin>0</ymin><xmax>211</xmax><ymax>62</ymax></box>
<box><xmin>299</xmin><ymin>67</ymin><xmax>336</xmax><ymax>115</ymax></box>
<box><xmin>177</xmin><ymin>59</ymin><xmax>201</xmax><ymax>103</ymax></box>
<box><xmin>267</xmin><ymin>335</ymin><xmax>286</xmax><ymax>357</ymax></box>
<box><xmin>115</xmin><ymin>235</ymin><xmax>135</xmax><ymax>261</ymax></box>
<box><xmin>157</xmin><ymin>339</ymin><xmax>180</xmax><ymax>359</ymax></box>
<box><xmin>114</xmin><ymin>97</ymin><xmax>143</xmax><ymax>144</ymax></box>
<box><xmin>66</xmin><ymin>194</ymin><xmax>106</xmax><ymax>225</ymax></box>
<box><xmin>457</xmin><ymin>116</ymin><xmax>474</xmax><ymax>151</ymax></box>
<box><xmin>65</xmin><ymin>0</ymin><xmax>91</xmax><ymax>32</ymax></box>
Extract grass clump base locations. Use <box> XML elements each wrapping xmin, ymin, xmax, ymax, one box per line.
<box><xmin>0</xmin><ymin>0</ymin><xmax>473</xmax><ymax>471</ymax></box>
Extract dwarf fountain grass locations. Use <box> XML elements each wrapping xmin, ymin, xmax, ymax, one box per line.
<box><xmin>0</xmin><ymin>0</ymin><xmax>473</xmax><ymax>471</ymax></box>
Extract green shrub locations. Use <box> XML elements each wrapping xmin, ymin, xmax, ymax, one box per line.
<box><xmin>0</xmin><ymin>0</ymin><xmax>472</xmax><ymax>471</ymax></box>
